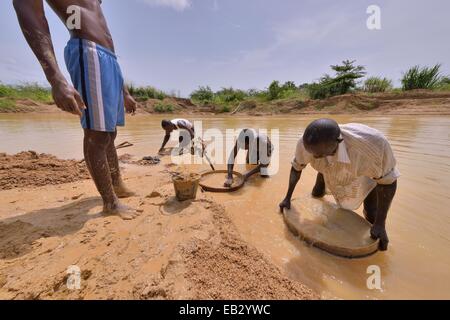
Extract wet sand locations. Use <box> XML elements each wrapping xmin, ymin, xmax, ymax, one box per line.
<box><xmin>1</xmin><ymin>114</ymin><xmax>450</xmax><ymax>299</ymax></box>
<box><xmin>0</xmin><ymin>157</ymin><xmax>316</xmax><ymax>299</ymax></box>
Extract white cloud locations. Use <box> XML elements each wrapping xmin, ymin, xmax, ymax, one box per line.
<box><xmin>139</xmin><ymin>0</ymin><xmax>191</xmax><ymax>11</ymax></box>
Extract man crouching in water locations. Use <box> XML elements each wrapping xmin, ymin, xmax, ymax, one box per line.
<box><xmin>279</xmin><ymin>119</ymin><xmax>399</xmax><ymax>250</ymax></box>
<box><xmin>13</xmin><ymin>0</ymin><xmax>138</xmax><ymax>220</ymax></box>
<box><xmin>225</xmin><ymin>129</ymin><xmax>273</xmax><ymax>187</ymax></box>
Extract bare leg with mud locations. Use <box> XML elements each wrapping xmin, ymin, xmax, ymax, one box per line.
<box><xmin>106</xmin><ymin>130</ymin><xmax>135</xmax><ymax>198</ymax></box>
<box><xmin>84</xmin><ymin>129</ymin><xmax>137</xmax><ymax>220</ymax></box>
<box><xmin>364</xmin><ymin>181</ymin><xmax>397</xmax><ymax>251</ymax></box>
<box><xmin>312</xmin><ymin>172</ymin><xmax>326</xmax><ymax>198</ymax></box>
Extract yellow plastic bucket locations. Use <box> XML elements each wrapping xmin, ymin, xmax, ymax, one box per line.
<box><xmin>172</xmin><ymin>173</ymin><xmax>201</xmax><ymax>201</ymax></box>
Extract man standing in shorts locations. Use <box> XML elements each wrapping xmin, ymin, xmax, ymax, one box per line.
<box><xmin>13</xmin><ymin>0</ymin><xmax>138</xmax><ymax>219</ymax></box>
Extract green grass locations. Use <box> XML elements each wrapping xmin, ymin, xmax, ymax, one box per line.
<box><xmin>154</xmin><ymin>102</ymin><xmax>174</xmax><ymax>113</ymax></box>
<box><xmin>0</xmin><ymin>83</ymin><xmax>53</xmax><ymax>103</ymax></box>
<box><xmin>364</xmin><ymin>77</ymin><xmax>393</xmax><ymax>93</ymax></box>
<box><xmin>0</xmin><ymin>98</ymin><xmax>17</xmax><ymax>111</ymax></box>
<box><xmin>401</xmin><ymin>64</ymin><xmax>443</xmax><ymax>91</ymax></box>
<box><xmin>219</xmin><ymin>105</ymin><xmax>231</xmax><ymax>113</ymax></box>
<box><xmin>190</xmin><ymin>86</ymin><xmax>215</xmax><ymax>104</ymax></box>
<box><xmin>436</xmin><ymin>83</ymin><xmax>450</xmax><ymax>92</ymax></box>
<box><xmin>127</xmin><ymin>84</ymin><xmax>166</xmax><ymax>101</ymax></box>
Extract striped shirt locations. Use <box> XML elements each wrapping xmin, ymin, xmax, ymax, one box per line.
<box><xmin>291</xmin><ymin>123</ymin><xmax>400</xmax><ymax>210</ymax></box>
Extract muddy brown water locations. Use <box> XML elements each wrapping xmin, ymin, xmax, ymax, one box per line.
<box><xmin>1</xmin><ymin>114</ymin><xmax>449</xmax><ymax>299</ymax></box>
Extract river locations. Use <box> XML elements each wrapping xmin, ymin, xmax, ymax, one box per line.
<box><xmin>1</xmin><ymin>113</ymin><xmax>449</xmax><ymax>299</ymax></box>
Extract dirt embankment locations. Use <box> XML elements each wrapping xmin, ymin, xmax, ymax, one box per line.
<box><xmin>3</xmin><ymin>90</ymin><xmax>450</xmax><ymax>115</ymax></box>
<box><xmin>0</xmin><ymin>152</ymin><xmax>317</xmax><ymax>300</ymax></box>
<box><xmin>0</xmin><ymin>151</ymin><xmax>90</xmax><ymax>190</ymax></box>
<box><xmin>232</xmin><ymin>90</ymin><xmax>450</xmax><ymax>116</ymax></box>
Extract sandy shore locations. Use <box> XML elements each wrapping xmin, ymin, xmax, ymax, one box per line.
<box><xmin>0</xmin><ymin>152</ymin><xmax>317</xmax><ymax>300</ymax></box>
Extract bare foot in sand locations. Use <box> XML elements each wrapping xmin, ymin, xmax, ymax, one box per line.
<box><xmin>103</xmin><ymin>202</ymin><xmax>139</xmax><ymax>220</ymax></box>
<box><xmin>113</xmin><ymin>183</ymin><xmax>136</xmax><ymax>199</ymax></box>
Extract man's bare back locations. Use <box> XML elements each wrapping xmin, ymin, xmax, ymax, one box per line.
<box><xmin>46</xmin><ymin>0</ymin><xmax>114</xmax><ymax>51</ymax></box>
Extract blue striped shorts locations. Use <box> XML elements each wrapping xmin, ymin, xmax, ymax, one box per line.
<box><xmin>64</xmin><ymin>38</ymin><xmax>125</xmax><ymax>132</ymax></box>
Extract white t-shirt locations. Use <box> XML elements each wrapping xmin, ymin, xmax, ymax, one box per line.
<box><xmin>171</xmin><ymin>119</ymin><xmax>193</xmax><ymax>130</ymax></box>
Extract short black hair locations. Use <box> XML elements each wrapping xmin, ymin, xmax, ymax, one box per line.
<box><xmin>161</xmin><ymin>120</ymin><xmax>171</xmax><ymax>128</ymax></box>
<box><xmin>303</xmin><ymin>118</ymin><xmax>341</xmax><ymax>148</ymax></box>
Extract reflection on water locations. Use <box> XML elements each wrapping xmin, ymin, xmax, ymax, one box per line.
<box><xmin>1</xmin><ymin>113</ymin><xmax>450</xmax><ymax>299</ymax></box>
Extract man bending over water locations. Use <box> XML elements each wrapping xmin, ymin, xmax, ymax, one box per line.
<box><xmin>279</xmin><ymin>119</ymin><xmax>400</xmax><ymax>250</ymax></box>
<box><xmin>13</xmin><ymin>0</ymin><xmax>138</xmax><ymax>220</ymax></box>
<box><xmin>225</xmin><ymin>129</ymin><xmax>273</xmax><ymax>187</ymax></box>
<box><xmin>159</xmin><ymin>119</ymin><xmax>195</xmax><ymax>155</ymax></box>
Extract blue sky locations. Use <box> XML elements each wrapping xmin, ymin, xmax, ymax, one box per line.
<box><xmin>1</xmin><ymin>0</ymin><xmax>449</xmax><ymax>96</ymax></box>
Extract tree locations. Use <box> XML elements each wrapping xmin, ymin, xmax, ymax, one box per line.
<box><xmin>307</xmin><ymin>60</ymin><xmax>366</xmax><ymax>99</ymax></box>
<box><xmin>330</xmin><ymin>60</ymin><xmax>366</xmax><ymax>94</ymax></box>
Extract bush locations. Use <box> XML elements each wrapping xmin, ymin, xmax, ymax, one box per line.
<box><xmin>215</xmin><ymin>87</ymin><xmax>247</xmax><ymax>104</ymax></box>
<box><xmin>266</xmin><ymin>81</ymin><xmax>299</xmax><ymax>100</ymax></box>
<box><xmin>219</xmin><ymin>105</ymin><xmax>231</xmax><ymax>113</ymax></box>
<box><xmin>127</xmin><ymin>84</ymin><xmax>166</xmax><ymax>101</ymax></box>
<box><xmin>307</xmin><ymin>80</ymin><xmax>341</xmax><ymax>100</ymax></box>
<box><xmin>0</xmin><ymin>99</ymin><xmax>16</xmax><ymax>110</ymax></box>
<box><xmin>401</xmin><ymin>64</ymin><xmax>443</xmax><ymax>91</ymax></box>
<box><xmin>440</xmin><ymin>77</ymin><xmax>450</xmax><ymax>85</ymax></box>
<box><xmin>437</xmin><ymin>77</ymin><xmax>450</xmax><ymax>91</ymax></box>
<box><xmin>282</xmin><ymin>81</ymin><xmax>297</xmax><ymax>91</ymax></box>
<box><xmin>364</xmin><ymin>77</ymin><xmax>393</xmax><ymax>93</ymax></box>
<box><xmin>190</xmin><ymin>86</ymin><xmax>214</xmax><ymax>104</ymax></box>
<box><xmin>154</xmin><ymin>102</ymin><xmax>174</xmax><ymax>113</ymax></box>
<box><xmin>0</xmin><ymin>83</ymin><xmax>52</xmax><ymax>103</ymax></box>
<box><xmin>267</xmin><ymin>81</ymin><xmax>282</xmax><ymax>100</ymax></box>
<box><xmin>17</xmin><ymin>83</ymin><xmax>53</xmax><ymax>102</ymax></box>
<box><xmin>329</xmin><ymin>60</ymin><xmax>366</xmax><ymax>94</ymax></box>
<box><xmin>307</xmin><ymin>60</ymin><xmax>366</xmax><ymax>100</ymax></box>
<box><xmin>0</xmin><ymin>84</ymin><xmax>14</xmax><ymax>97</ymax></box>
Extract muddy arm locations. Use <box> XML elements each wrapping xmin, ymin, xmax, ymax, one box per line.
<box><xmin>13</xmin><ymin>0</ymin><xmax>85</xmax><ymax>116</ymax></box>
<box><xmin>226</xmin><ymin>144</ymin><xmax>239</xmax><ymax>179</ymax></box>
<box><xmin>279</xmin><ymin>167</ymin><xmax>303</xmax><ymax>212</ymax></box>
<box><xmin>13</xmin><ymin>0</ymin><xmax>65</xmax><ymax>87</ymax></box>
<box><xmin>159</xmin><ymin>133</ymin><xmax>171</xmax><ymax>152</ymax></box>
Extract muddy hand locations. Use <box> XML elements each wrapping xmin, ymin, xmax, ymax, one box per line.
<box><xmin>124</xmin><ymin>92</ymin><xmax>137</xmax><ymax>115</ymax></box>
<box><xmin>279</xmin><ymin>198</ymin><xmax>291</xmax><ymax>213</ymax></box>
<box><xmin>371</xmin><ymin>225</ymin><xmax>389</xmax><ymax>251</ymax></box>
<box><xmin>51</xmin><ymin>80</ymin><xmax>86</xmax><ymax>116</ymax></box>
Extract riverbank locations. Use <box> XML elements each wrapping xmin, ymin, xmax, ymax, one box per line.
<box><xmin>0</xmin><ymin>151</ymin><xmax>317</xmax><ymax>300</ymax></box>
<box><xmin>2</xmin><ymin>90</ymin><xmax>450</xmax><ymax>115</ymax></box>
